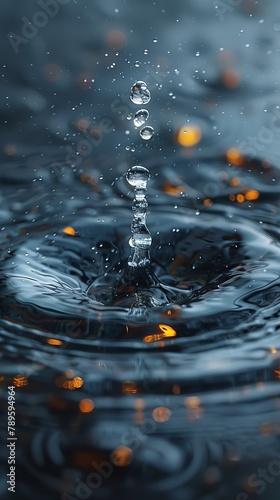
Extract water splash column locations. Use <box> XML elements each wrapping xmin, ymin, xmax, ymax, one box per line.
<box><xmin>126</xmin><ymin>166</ymin><xmax>152</xmax><ymax>268</ymax></box>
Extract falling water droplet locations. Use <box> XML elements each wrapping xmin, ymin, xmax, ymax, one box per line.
<box><xmin>130</xmin><ymin>81</ymin><xmax>151</xmax><ymax>105</ymax></box>
<box><xmin>126</xmin><ymin>166</ymin><xmax>152</xmax><ymax>267</ymax></box>
<box><xmin>140</xmin><ymin>126</ymin><xmax>154</xmax><ymax>140</ymax></box>
<box><xmin>133</xmin><ymin>109</ymin><xmax>149</xmax><ymax>128</ymax></box>
<box><xmin>126</xmin><ymin>165</ymin><xmax>150</xmax><ymax>190</ymax></box>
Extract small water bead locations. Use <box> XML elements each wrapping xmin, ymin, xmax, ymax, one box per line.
<box><xmin>133</xmin><ymin>109</ymin><xmax>149</xmax><ymax>128</ymax></box>
<box><xmin>130</xmin><ymin>81</ymin><xmax>151</xmax><ymax>105</ymax></box>
<box><xmin>140</xmin><ymin>126</ymin><xmax>154</xmax><ymax>140</ymax></box>
<box><xmin>134</xmin><ymin>61</ymin><xmax>141</xmax><ymax>68</ymax></box>
<box><xmin>144</xmin><ymin>49</ymin><xmax>149</xmax><ymax>55</ymax></box>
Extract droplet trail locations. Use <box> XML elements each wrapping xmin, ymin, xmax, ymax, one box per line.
<box><xmin>126</xmin><ymin>166</ymin><xmax>152</xmax><ymax>267</ymax></box>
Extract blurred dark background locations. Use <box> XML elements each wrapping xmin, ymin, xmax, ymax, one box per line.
<box><xmin>1</xmin><ymin>2</ymin><xmax>280</xmax><ymax>500</ymax></box>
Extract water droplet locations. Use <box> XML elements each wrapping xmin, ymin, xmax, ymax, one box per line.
<box><xmin>133</xmin><ymin>109</ymin><xmax>149</xmax><ymax>128</ymax></box>
<box><xmin>134</xmin><ymin>61</ymin><xmax>141</xmax><ymax>68</ymax></box>
<box><xmin>140</xmin><ymin>126</ymin><xmax>154</xmax><ymax>140</ymax></box>
<box><xmin>130</xmin><ymin>81</ymin><xmax>151</xmax><ymax>105</ymax></box>
<box><xmin>126</xmin><ymin>165</ymin><xmax>150</xmax><ymax>189</ymax></box>
<box><xmin>143</xmin><ymin>49</ymin><xmax>149</xmax><ymax>55</ymax></box>
<box><xmin>153</xmin><ymin>37</ymin><xmax>158</xmax><ymax>43</ymax></box>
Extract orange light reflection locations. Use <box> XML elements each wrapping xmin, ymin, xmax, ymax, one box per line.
<box><xmin>143</xmin><ymin>324</ymin><xmax>176</xmax><ymax>343</ymax></box>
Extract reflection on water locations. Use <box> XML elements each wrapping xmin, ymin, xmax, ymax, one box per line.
<box><xmin>1</xmin><ymin>1</ymin><xmax>280</xmax><ymax>499</ymax></box>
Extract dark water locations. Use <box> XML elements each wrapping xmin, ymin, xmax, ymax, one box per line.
<box><xmin>1</xmin><ymin>1</ymin><xmax>280</xmax><ymax>499</ymax></box>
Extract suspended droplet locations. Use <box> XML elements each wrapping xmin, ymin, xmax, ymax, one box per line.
<box><xmin>153</xmin><ymin>37</ymin><xmax>158</xmax><ymax>43</ymax></box>
<box><xmin>140</xmin><ymin>126</ymin><xmax>154</xmax><ymax>140</ymax></box>
<box><xmin>126</xmin><ymin>165</ymin><xmax>150</xmax><ymax>189</ymax></box>
<box><xmin>133</xmin><ymin>109</ymin><xmax>149</xmax><ymax>128</ymax></box>
<box><xmin>134</xmin><ymin>61</ymin><xmax>141</xmax><ymax>67</ymax></box>
<box><xmin>144</xmin><ymin>49</ymin><xmax>149</xmax><ymax>55</ymax></box>
<box><xmin>130</xmin><ymin>81</ymin><xmax>151</xmax><ymax>105</ymax></box>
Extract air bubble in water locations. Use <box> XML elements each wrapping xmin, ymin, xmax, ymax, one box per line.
<box><xmin>139</xmin><ymin>126</ymin><xmax>154</xmax><ymax>140</ymax></box>
<box><xmin>130</xmin><ymin>81</ymin><xmax>151</xmax><ymax>105</ymax></box>
<box><xmin>133</xmin><ymin>109</ymin><xmax>149</xmax><ymax>128</ymax></box>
